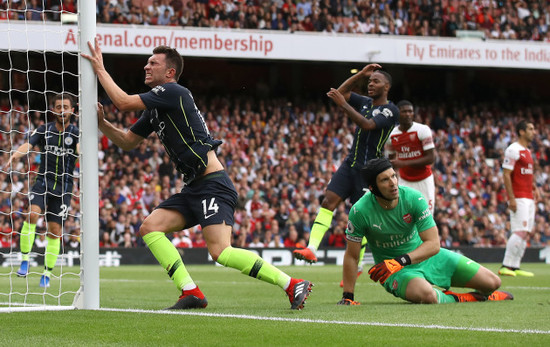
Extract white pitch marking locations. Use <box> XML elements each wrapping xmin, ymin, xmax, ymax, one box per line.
<box><xmin>97</xmin><ymin>307</ymin><xmax>550</xmax><ymax>335</ymax></box>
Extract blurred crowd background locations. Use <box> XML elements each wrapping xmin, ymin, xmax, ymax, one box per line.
<box><xmin>1</xmin><ymin>0</ymin><xmax>550</xmax><ymax>252</ymax></box>
<box><xmin>2</xmin><ymin>95</ymin><xmax>550</xmax><ymax>250</ymax></box>
<box><xmin>1</xmin><ymin>0</ymin><xmax>550</xmax><ymax>41</ymax></box>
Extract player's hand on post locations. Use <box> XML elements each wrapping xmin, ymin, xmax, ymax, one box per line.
<box><xmin>337</xmin><ymin>292</ymin><xmax>360</xmax><ymax>306</ymax></box>
<box><xmin>82</xmin><ymin>37</ymin><xmax>105</xmax><ymax>73</ymax></box>
<box><xmin>368</xmin><ymin>254</ymin><xmax>411</xmax><ymax>284</ymax></box>
<box><xmin>96</xmin><ymin>102</ymin><xmax>105</xmax><ymax>124</ymax></box>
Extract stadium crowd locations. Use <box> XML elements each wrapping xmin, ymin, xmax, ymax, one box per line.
<box><xmin>1</xmin><ymin>0</ymin><xmax>550</xmax><ymax>41</ymax></box>
<box><xmin>1</xmin><ymin>94</ymin><xmax>550</xmax><ymax>251</ymax></box>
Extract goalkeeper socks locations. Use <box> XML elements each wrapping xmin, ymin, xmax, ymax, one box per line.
<box><xmin>19</xmin><ymin>221</ymin><xmax>37</xmax><ymax>255</ymax></box>
<box><xmin>45</xmin><ymin>236</ymin><xmax>61</xmax><ymax>270</ymax></box>
<box><xmin>502</xmin><ymin>233</ymin><xmax>524</xmax><ymax>269</ymax></box>
<box><xmin>217</xmin><ymin>246</ymin><xmax>290</xmax><ymax>288</ymax></box>
<box><xmin>143</xmin><ymin>231</ymin><xmax>194</xmax><ymax>291</ymax></box>
<box><xmin>433</xmin><ymin>288</ymin><xmax>459</xmax><ymax>304</ymax></box>
<box><xmin>307</xmin><ymin>207</ymin><xmax>333</xmax><ymax>251</ymax></box>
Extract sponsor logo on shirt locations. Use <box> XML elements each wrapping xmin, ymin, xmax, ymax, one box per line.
<box><xmin>151</xmin><ymin>85</ymin><xmax>166</xmax><ymax>95</ymax></box>
<box><xmin>418</xmin><ymin>208</ymin><xmax>432</xmax><ymax>221</ymax></box>
<box><xmin>382</xmin><ymin>108</ymin><xmax>393</xmax><ymax>118</ymax></box>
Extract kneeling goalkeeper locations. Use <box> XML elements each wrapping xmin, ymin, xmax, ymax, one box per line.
<box><xmin>339</xmin><ymin>158</ymin><xmax>513</xmax><ymax>305</ymax></box>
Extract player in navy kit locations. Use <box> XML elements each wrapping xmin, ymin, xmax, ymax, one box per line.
<box><xmin>83</xmin><ymin>40</ymin><xmax>312</xmax><ymax>310</ymax></box>
<box><xmin>294</xmin><ymin>64</ymin><xmax>398</xmax><ymax>279</ymax></box>
<box><xmin>6</xmin><ymin>93</ymin><xmax>79</xmax><ymax>288</ymax></box>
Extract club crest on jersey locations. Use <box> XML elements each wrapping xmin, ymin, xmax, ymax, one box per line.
<box><xmin>392</xmin><ymin>279</ymin><xmax>398</xmax><ymax>290</ymax></box>
<box><xmin>403</xmin><ymin>213</ymin><xmax>412</xmax><ymax>223</ymax></box>
<box><xmin>65</xmin><ymin>136</ymin><xmax>73</xmax><ymax>146</ymax></box>
<box><xmin>409</xmin><ymin>134</ymin><xmax>417</xmax><ymax>141</ymax></box>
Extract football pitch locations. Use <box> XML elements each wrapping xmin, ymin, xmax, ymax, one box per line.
<box><xmin>1</xmin><ymin>263</ymin><xmax>549</xmax><ymax>346</ymax></box>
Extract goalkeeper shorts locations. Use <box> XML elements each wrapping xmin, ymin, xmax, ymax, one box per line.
<box><xmin>381</xmin><ymin>248</ymin><xmax>481</xmax><ymax>300</ymax></box>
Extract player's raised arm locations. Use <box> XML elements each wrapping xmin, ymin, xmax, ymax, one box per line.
<box><xmin>82</xmin><ymin>38</ymin><xmax>145</xmax><ymax>111</ymax></box>
<box><xmin>337</xmin><ymin>63</ymin><xmax>382</xmax><ymax>100</ymax></box>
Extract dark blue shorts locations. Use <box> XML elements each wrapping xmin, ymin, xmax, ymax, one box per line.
<box><xmin>30</xmin><ymin>178</ymin><xmax>73</xmax><ymax>225</ymax></box>
<box><xmin>326</xmin><ymin>161</ymin><xmax>366</xmax><ymax>204</ymax></box>
<box><xmin>157</xmin><ymin>171</ymin><xmax>238</xmax><ymax>229</ymax></box>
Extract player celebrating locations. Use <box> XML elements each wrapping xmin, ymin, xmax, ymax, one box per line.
<box><xmin>6</xmin><ymin>93</ymin><xmax>79</xmax><ymax>288</ymax></box>
<box><xmin>387</xmin><ymin>100</ymin><xmax>435</xmax><ymax>213</ymax></box>
<box><xmin>83</xmin><ymin>40</ymin><xmax>312</xmax><ymax>310</ymax></box>
<box><xmin>339</xmin><ymin>158</ymin><xmax>513</xmax><ymax>305</ymax></box>
<box><xmin>293</xmin><ymin>64</ymin><xmax>398</xmax><ymax>268</ymax></box>
<box><xmin>498</xmin><ymin>120</ymin><xmax>537</xmax><ymax>277</ymax></box>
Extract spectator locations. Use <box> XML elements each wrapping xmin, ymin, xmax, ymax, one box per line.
<box><xmin>172</xmin><ymin>230</ymin><xmax>193</xmax><ymax>248</ymax></box>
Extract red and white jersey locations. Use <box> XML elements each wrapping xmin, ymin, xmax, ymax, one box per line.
<box><xmin>388</xmin><ymin>122</ymin><xmax>435</xmax><ymax>181</ymax></box>
<box><xmin>502</xmin><ymin>142</ymin><xmax>534</xmax><ymax>199</ymax></box>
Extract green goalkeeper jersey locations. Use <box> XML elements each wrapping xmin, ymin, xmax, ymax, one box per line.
<box><xmin>346</xmin><ymin>186</ymin><xmax>435</xmax><ymax>264</ymax></box>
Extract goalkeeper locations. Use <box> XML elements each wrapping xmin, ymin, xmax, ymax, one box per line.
<box><xmin>339</xmin><ymin>158</ymin><xmax>513</xmax><ymax>305</ymax></box>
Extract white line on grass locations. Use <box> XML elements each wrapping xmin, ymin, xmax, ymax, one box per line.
<box><xmin>505</xmin><ymin>286</ymin><xmax>550</xmax><ymax>290</ymax></box>
<box><xmin>98</xmin><ymin>307</ymin><xmax>550</xmax><ymax>335</ymax></box>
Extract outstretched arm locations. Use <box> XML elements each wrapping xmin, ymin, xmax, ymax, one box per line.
<box><xmin>82</xmin><ymin>38</ymin><xmax>145</xmax><ymax>112</ymax></box>
<box><xmin>327</xmin><ymin>88</ymin><xmax>377</xmax><ymax>131</ymax></box>
<box><xmin>337</xmin><ymin>63</ymin><xmax>382</xmax><ymax>101</ymax></box>
<box><xmin>96</xmin><ymin>103</ymin><xmax>144</xmax><ymax>151</ymax></box>
<box><xmin>3</xmin><ymin>142</ymin><xmax>33</xmax><ymax>170</ymax></box>
<box><xmin>339</xmin><ymin>239</ymin><xmax>362</xmax><ymax>304</ymax></box>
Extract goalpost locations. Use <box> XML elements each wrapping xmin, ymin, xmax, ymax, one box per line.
<box><xmin>0</xmin><ymin>0</ymin><xmax>99</xmax><ymax>311</ymax></box>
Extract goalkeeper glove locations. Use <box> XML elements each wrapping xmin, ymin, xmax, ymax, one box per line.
<box><xmin>368</xmin><ymin>254</ymin><xmax>411</xmax><ymax>284</ymax></box>
<box><xmin>337</xmin><ymin>292</ymin><xmax>360</xmax><ymax>306</ymax></box>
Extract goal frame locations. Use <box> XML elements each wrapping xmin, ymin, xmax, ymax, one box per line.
<box><xmin>0</xmin><ymin>0</ymin><xmax>99</xmax><ymax>312</ymax></box>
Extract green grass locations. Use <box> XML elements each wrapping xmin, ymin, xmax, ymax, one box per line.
<box><xmin>1</xmin><ymin>263</ymin><xmax>550</xmax><ymax>346</ymax></box>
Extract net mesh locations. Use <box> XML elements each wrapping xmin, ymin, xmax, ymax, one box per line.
<box><xmin>0</xmin><ymin>1</ymin><xmax>81</xmax><ymax>310</ymax></box>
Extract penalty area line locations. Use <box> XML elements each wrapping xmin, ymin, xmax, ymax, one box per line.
<box><xmin>98</xmin><ymin>307</ymin><xmax>550</xmax><ymax>335</ymax></box>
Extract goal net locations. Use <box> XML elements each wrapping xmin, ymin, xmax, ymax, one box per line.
<box><xmin>0</xmin><ymin>1</ymin><xmax>97</xmax><ymax>312</ymax></box>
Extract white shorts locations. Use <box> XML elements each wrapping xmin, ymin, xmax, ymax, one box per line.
<box><xmin>510</xmin><ymin>198</ymin><xmax>535</xmax><ymax>233</ymax></box>
<box><xmin>399</xmin><ymin>175</ymin><xmax>435</xmax><ymax>213</ymax></box>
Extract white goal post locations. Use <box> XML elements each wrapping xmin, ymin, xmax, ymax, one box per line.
<box><xmin>0</xmin><ymin>0</ymin><xmax>99</xmax><ymax>311</ymax></box>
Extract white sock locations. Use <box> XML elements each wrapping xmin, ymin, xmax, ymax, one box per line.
<box><xmin>502</xmin><ymin>233</ymin><xmax>524</xmax><ymax>269</ymax></box>
<box><xmin>182</xmin><ymin>283</ymin><xmax>197</xmax><ymax>291</ymax></box>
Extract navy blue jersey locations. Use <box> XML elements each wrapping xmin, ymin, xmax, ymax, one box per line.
<box><xmin>29</xmin><ymin>122</ymin><xmax>79</xmax><ymax>195</ymax></box>
<box><xmin>131</xmin><ymin>82</ymin><xmax>221</xmax><ymax>183</ymax></box>
<box><xmin>345</xmin><ymin>92</ymin><xmax>398</xmax><ymax>168</ymax></box>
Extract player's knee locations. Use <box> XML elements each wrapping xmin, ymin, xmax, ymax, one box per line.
<box><xmin>210</xmin><ymin>245</ymin><xmax>230</xmax><ymax>263</ymax></box>
<box><xmin>487</xmin><ymin>273</ymin><xmax>502</xmax><ymax>292</ymax></box>
<box><xmin>138</xmin><ymin>221</ymin><xmax>153</xmax><ymax>237</ymax></box>
<box><xmin>407</xmin><ymin>284</ymin><xmax>438</xmax><ymax>304</ymax></box>
<box><xmin>419</xmin><ymin>289</ymin><xmax>438</xmax><ymax>304</ymax></box>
